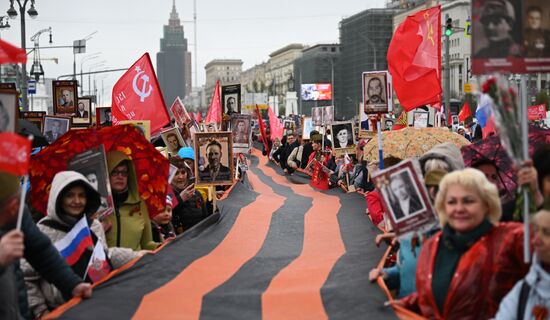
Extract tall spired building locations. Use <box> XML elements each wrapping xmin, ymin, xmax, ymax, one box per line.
<box><xmin>157</xmin><ymin>0</ymin><xmax>192</xmax><ymax>108</ymax></box>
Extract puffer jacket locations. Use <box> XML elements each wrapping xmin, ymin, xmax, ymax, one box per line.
<box><xmin>105</xmin><ymin>151</ymin><xmax>159</xmax><ymax>250</ymax></box>
<box><xmin>21</xmin><ymin>171</ymin><xmax>137</xmax><ymax>317</ymax></box>
<box><xmin>496</xmin><ymin>253</ymin><xmax>550</xmax><ymax>320</ymax></box>
<box><xmin>400</xmin><ymin>222</ymin><xmax>529</xmax><ymax>320</ymax></box>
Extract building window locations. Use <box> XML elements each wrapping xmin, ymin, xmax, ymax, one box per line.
<box><xmin>331</xmin><ymin>47</ymin><xmax>336</xmax><ymax>52</ymax></box>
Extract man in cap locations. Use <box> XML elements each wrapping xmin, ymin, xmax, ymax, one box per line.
<box><xmin>0</xmin><ymin>172</ymin><xmax>92</xmax><ymax>319</ymax></box>
<box><xmin>476</xmin><ymin>0</ymin><xmax>522</xmax><ymax>58</ymax></box>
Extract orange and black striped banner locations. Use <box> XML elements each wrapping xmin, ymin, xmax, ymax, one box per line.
<box><xmin>50</xmin><ymin>149</ymin><xmax>395</xmax><ymax>319</ymax></box>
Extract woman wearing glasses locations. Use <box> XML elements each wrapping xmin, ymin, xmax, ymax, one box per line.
<box><xmin>104</xmin><ymin>151</ymin><xmax>160</xmax><ymax>250</ymax></box>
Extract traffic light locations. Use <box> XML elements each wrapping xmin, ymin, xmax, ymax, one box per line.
<box><xmin>445</xmin><ymin>18</ymin><xmax>453</xmax><ymax>37</ymax></box>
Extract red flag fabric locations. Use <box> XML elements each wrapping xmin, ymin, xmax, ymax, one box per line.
<box><xmin>458</xmin><ymin>102</ymin><xmax>472</xmax><ymax>122</ymax></box>
<box><xmin>195</xmin><ymin>112</ymin><xmax>202</xmax><ymax>123</ymax></box>
<box><xmin>387</xmin><ymin>6</ymin><xmax>442</xmax><ymax>111</ymax></box>
<box><xmin>0</xmin><ymin>133</ymin><xmax>31</xmax><ymax>176</ymax></box>
<box><xmin>256</xmin><ymin>106</ymin><xmax>270</xmax><ymax>155</ymax></box>
<box><xmin>0</xmin><ymin>38</ymin><xmax>27</xmax><ymax>64</ymax></box>
<box><xmin>111</xmin><ymin>53</ymin><xmax>169</xmax><ymax>136</ymax></box>
<box><xmin>205</xmin><ymin>80</ymin><xmax>222</xmax><ymax>124</ymax></box>
<box><xmin>267</xmin><ymin>106</ymin><xmax>283</xmax><ymax>142</ymax></box>
<box><xmin>311</xmin><ymin>161</ymin><xmax>329</xmax><ymax>190</ymax></box>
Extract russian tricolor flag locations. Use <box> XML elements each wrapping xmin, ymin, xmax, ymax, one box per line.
<box><xmin>54</xmin><ymin>217</ymin><xmax>94</xmax><ymax>266</ymax></box>
<box><xmin>476</xmin><ymin>93</ymin><xmax>496</xmax><ymax>138</ymax></box>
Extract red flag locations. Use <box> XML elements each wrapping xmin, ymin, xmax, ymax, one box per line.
<box><xmin>111</xmin><ymin>53</ymin><xmax>169</xmax><ymax>136</ymax></box>
<box><xmin>310</xmin><ymin>161</ymin><xmax>329</xmax><ymax>190</ymax></box>
<box><xmin>195</xmin><ymin>112</ymin><xmax>202</xmax><ymax>123</ymax></box>
<box><xmin>205</xmin><ymin>80</ymin><xmax>222</xmax><ymax>124</ymax></box>
<box><xmin>0</xmin><ymin>133</ymin><xmax>31</xmax><ymax>176</ymax></box>
<box><xmin>387</xmin><ymin>6</ymin><xmax>442</xmax><ymax>111</ymax></box>
<box><xmin>267</xmin><ymin>106</ymin><xmax>283</xmax><ymax>142</ymax></box>
<box><xmin>458</xmin><ymin>102</ymin><xmax>472</xmax><ymax>122</ymax></box>
<box><xmin>256</xmin><ymin>106</ymin><xmax>270</xmax><ymax>155</ymax></box>
<box><xmin>0</xmin><ymin>38</ymin><xmax>27</xmax><ymax>64</ymax></box>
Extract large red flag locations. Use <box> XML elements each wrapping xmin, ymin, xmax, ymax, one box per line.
<box><xmin>205</xmin><ymin>80</ymin><xmax>222</xmax><ymax>124</ymax></box>
<box><xmin>458</xmin><ymin>101</ymin><xmax>472</xmax><ymax>122</ymax></box>
<box><xmin>111</xmin><ymin>53</ymin><xmax>169</xmax><ymax>136</ymax></box>
<box><xmin>387</xmin><ymin>6</ymin><xmax>442</xmax><ymax>111</ymax></box>
<box><xmin>267</xmin><ymin>105</ymin><xmax>283</xmax><ymax>141</ymax></box>
<box><xmin>0</xmin><ymin>39</ymin><xmax>27</xmax><ymax>64</ymax></box>
<box><xmin>0</xmin><ymin>133</ymin><xmax>31</xmax><ymax>176</ymax></box>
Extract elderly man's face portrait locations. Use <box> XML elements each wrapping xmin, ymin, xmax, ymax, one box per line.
<box><xmin>483</xmin><ymin>15</ymin><xmax>511</xmax><ymax>42</ymax></box>
<box><xmin>207</xmin><ymin>144</ymin><xmax>222</xmax><ymax>167</ymax></box>
<box><xmin>62</xmin><ymin>90</ymin><xmax>72</xmax><ymax>104</ymax></box>
<box><xmin>367</xmin><ymin>78</ymin><xmax>383</xmax><ymax>103</ymax></box>
<box><xmin>226</xmin><ymin>97</ymin><xmax>236</xmax><ymax>112</ymax></box>
<box><xmin>390</xmin><ymin>176</ymin><xmax>409</xmax><ymax>200</ymax></box>
<box><xmin>527</xmin><ymin>9</ymin><xmax>542</xmax><ymax>30</ymax></box>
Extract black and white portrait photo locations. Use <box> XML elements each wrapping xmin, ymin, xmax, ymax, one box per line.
<box><xmin>96</xmin><ymin>107</ymin><xmax>112</xmax><ymax>127</ymax></box>
<box><xmin>363</xmin><ymin>72</ymin><xmax>389</xmax><ymax>114</ymax></box>
<box><xmin>312</xmin><ymin>107</ymin><xmax>323</xmax><ymax>126</ymax></box>
<box><xmin>161</xmin><ymin>127</ymin><xmax>186</xmax><ymax>155</ymax></box>
<box><xmin>523</xmin><ymin>0</ymin><xmax>550</xmax><ymax>58</ymax></box>
<box><xmin>73</xmin><ymin>98</ymin><xmax>92</xmax><ymax>125</ymax></box>
<box><xmin>53</xmin><ymin>80</ymin><xmax>78</xmax><ymax>116</ymax></box>
<box><xmin>230</xmin><ymin>114</ymin><xmax>251</xmax><ymax>149</ymax></box>
<box><xmin>324</xmin><ymin>106</ymin><xmax>334</xmax><ymax>124</ymax></box>
<box><xmin>194</xmin><ymin>132</ymin><xmax>234</xmax><ymax>186</ymax></box>
<box><xmin>382</xmin><ymin>169</ymin><xmax>425</xmax><ymax>221</ymax></box>
<box><xmin>0</xmin><ymin>90</ymin><xmax>18</xmax><ymax>133</ymax></box>
<box><xmin>330</xmin><ymin>122</ymin><xmax>355</xmax><ymax>149</ymax></box>
<box><xmin>43</xmin><ymin>116</ymin><xmax>71</xmax><ymax>144</ymax></box>
<box><xmin>221</xmin><ymin>84</ymin><xmax>241</xmax><ymax>116</ymax></box>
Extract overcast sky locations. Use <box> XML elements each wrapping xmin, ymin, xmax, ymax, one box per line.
<box><xmin>1</xmin><ymin>0</ymin><xmax>385</xmax><ymax>104</ymax></box>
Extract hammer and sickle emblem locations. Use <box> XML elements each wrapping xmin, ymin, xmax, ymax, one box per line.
<box><xmin>132</xmin><ymin>66</ymin><xmax>153</xmax><ymax>102</ymax></box>
<box><xmin>423</xmin><ymin>12</ymin><xmax>435</xmax><ymax>46</ymax></box>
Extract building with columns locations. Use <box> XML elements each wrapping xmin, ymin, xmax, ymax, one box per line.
<box><xmin>157</xmin><ymin>0</ymin><xmax>192</xmax><ymax>109</ymax></box>
<box><xmin>265</xmin><ymin>44</ymin><xmax>304</xmax><ymax>114</ymax></box>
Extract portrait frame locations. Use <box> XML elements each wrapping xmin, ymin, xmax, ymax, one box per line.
<box><xmin>43</xmin><ymin>115</ymin><xmax>71</xmax><ymax>144</ymax></box>
<box><xmin>72</xmin><ymin>97</ymin><xmax>92</xmax><ymax>126</ymax></box>
<box><xmin>52</xmin><ymin>80</ymin><xmax>78</xmax><ymax>116</ymax></box>
<box><xmin>362</xmin><ymin>71</ymin><xmax>391</xmax><ymax>114</ymax></box>
<box><xmin>19</xmin><ymin>111</ymin><xmax>46</xmax><ymax>133</ymax></box>
<box><xmin>372</xmin><ymin>159</ymin><xmax>437</xmax><ymax>236</ymax></box>
<box><xmin>383</xmin><ymin>117</ymin><xmax>395</xmax><ymax>131</ymax></box>
<box><xmin>230</xmin><ymin>114</ymin><xmax>252</xmax><ymax>152</ymax></box>
<box><xmin>221</xmin><ymin>84</ymin><xmax>241</xmax><ymax>117</ymax></box>
<box><xmin>170</xmin><ymin>96</ymin><xmax>191</xmax><ymax>127</ymax></box>
<box><xmin>283</xmin><ymin>119</ymin><xmax>295</xmax><ymax>136</ymax></box>
<box><xmin>118</xmin><ymin>120</ymin><xmax>150</xmax><ymax>141</ymax></box>
<box><xmin>329</xmin><ymin>121</ymin><xmax>356</xmax><ymax>156</ymax></box>
<box><xmin>413</xmin><ymin>111</ymin><xmax>429</xmax><ymax>128</ymax></box>
<box><xmin>160</xmin><ymin>126</ymin><xmax>186</xmax><ymax>156</ymax></box>
<box><xmin>0</xmin><ymin>89</ymin><xmax>19</xmax><ymax>133</ymax></box>
<box><xmin>194</xmin><ymin>131</ymin><xmax>234</xmax><ymax>186</ymax></box>
<box><xmin>96</xmin><ymin>107</ymin><xmax>112</xmax><ymax>128</ymax></box>
<box><xmin>301</xmin><ymin>116</ymin><xmax>314</xmax><ymax>140</ymax></box>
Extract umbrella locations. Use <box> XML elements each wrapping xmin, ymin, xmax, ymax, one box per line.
<box><xmin>18</xmin><ymin>119</ymin><xmax>49</xmax><ymax>148</ymax></box>
<box><xmin>0</xmin><ymin>38</ymin><xmax>27</xmax><ymax>64</ymax></box>
<box><xmin>29</xmin><ymin>125</ymin><xmax>169</xmax><ymax>217</ymax></box>
<box><xmin>363</xmin><ymin>127</ymin><xmax>470</xmax><ymax>161</ymax></box>
<box><xmin>461</xmin><ymin>126</ymin><xmax>550</xmax><ymax>197</ymax></box>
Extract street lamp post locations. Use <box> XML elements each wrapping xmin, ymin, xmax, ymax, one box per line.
<box><xmin>7</xmin><ymin>0</ymin><xmax>38</xmax><ymax>111</ymax></box>
<box><xmin>79</xmin><ymin>53</ymin><xmax>101</xmax><ymax>95</ymax></box>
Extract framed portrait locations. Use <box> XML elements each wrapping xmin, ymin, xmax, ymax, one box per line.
<box><xmin>118</xmin><ymin>120</ymin><xmax>150</xmax><ymax>140</ymax></box>
<box><xmin>358</xmin><ymin>104</ymin><xmax>380</xmax><ymax>138</ymax></box>
<box><xmin>68</xmin><ymin>145</ymin><xmax>114</xmax><ymax>220</ymax></box>
<box><xmin>283</xmin><ymin>119</ymin><xmax>295</xmax><ymax>136</ymax></box>
<box><xmin>20</xmin><ymin>111</ymin><xmax>46</xmax><ymax>132</ymax></box>
<box><xmin>0</xmin><ymin>89</ymin><xmax>19</xmax><ymax>133</ymax></box>
<box><xmin>324</xmin><ymin>106</ymin><xmax>334</xmax><ymax>124</ymax></box>
<box><xmin>301</xmin><ymin>117</ymin><xmax>314</xmax><ymax>140</ymax></box>
<box><xmin>230</xmin><ymin>114</ymin><xmax>252</xmax><ymax>151</ymax></box>
<box><xmin>311</xmin><ymin>106</ymin><xmax>334</xmax><ymax>126</ymax></box>
<box><xmin>372</xmin><ymin>159</ymin><xmax>437</xmax><ymax>236</ymax></box>
<box><xmin>362</xmin><ymin>71</ymin><xmax>392</xmax><ymax>114</ymax></box>
<box><xmin>221</xmin><ymin>84</ymin><xmax>241</xmax><ymax>116</ymax></box>
<box><xmin>194</xmin><ymin>132</ymin><xmax>234</xmax><ymax>186</ymax></box>
<box><xmin>413</xmin><ymin>111</ymin><xmax>429</xmax><ymax>128</ymax></box>
<box><xmin>73</xmin><ymin>97</ymin><xmax>92</xmax><ymax>126</ymax></box>
<box><xmin>96</xmin><ymin>107</ymin><xmax>112</xmax><ymax>127</ymax></box>
<box><xmin>170</xmin><ymin>96</ymin><xmax>191</xmax><ymax>127</ymax></box>
<box><xmin>201</xmin><ymin>122</ymin><xmax>218</xmax><ymax>133</ymax></box>
<box><xmin>383</xmin><ymin>117</ymin><xmax>395</xmax><ymax>131</ymax></box>
<box><xmin>330</xmin><ymin>121</ymin><xmax>356</xmax><ymax>155</ymax></box>
<box><xmin>161</xmin><ymin>127</ymin><xmax>185</xmax><ymax>156</ymax></box>
<box><xmin>52</xmin><ymin>80</ymin><xmax>78</xmax><ymax>116</ymax></box>
<box><xmin>43</xmin><ymin>115</ymin><xmax>71</xmax><ymax>144</ymax></box>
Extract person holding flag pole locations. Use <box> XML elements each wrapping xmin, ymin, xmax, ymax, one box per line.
<box><xmin>0</xmin><ymin>133</ymin><xmax>92</xmax><ymax>320</ymax></box>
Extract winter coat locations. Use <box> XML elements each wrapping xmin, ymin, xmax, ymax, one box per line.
<box><xmin>419</xmin><ymin>142</ymin><xmax>465</xmax><ymax>173</ymax></box>
<box><xmin>496</xmin><ymin>254</ymin><xmax>550</xmax><ymax>320</ymax></box>
<box><xmin>172</xmin><ymin>189</ymin><xmax>211</xmax><ymax>234</ymax></box>
<box><xmin>287</xmin><ymin>145</ymin><xmax>304</xmax><ymax>169</ymax></box>
<box><xmin>400</xmin><ymin>222</ymin><xmax>529</xmax><ymax>320</ymax></box>
<box><xmin>21</xmin><ymin>171</ymin><xmax>137</xmax><ymax>317</ymax></box>
<box><xmin>105</xmin><ymin>151</ymin><xmax>159</xmax><ymax>251</ymax></box>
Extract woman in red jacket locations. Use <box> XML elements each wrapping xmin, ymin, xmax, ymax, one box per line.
<box><xmin>397</xmin><ymin>168</ymin><xmax>529</xmax><ymax>319</ymax></box>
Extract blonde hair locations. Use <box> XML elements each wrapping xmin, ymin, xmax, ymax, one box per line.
<box><xmin>434</xmin><ymin>168</ymin><xmax>501</xmax><ymax>227</ymax></box>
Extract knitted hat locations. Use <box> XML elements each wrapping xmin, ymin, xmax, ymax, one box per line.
<box><xmin>0</xmin><ymin>172</ymin><xmax>20</xmax><ymax>204</ymax></box>
<box><xmin>177</xmin><ymin>147</ymin><xmax>195</xmax><ymax>161</ymax></box>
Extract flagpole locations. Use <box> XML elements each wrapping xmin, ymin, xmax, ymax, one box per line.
<box><xmin>82</xmin><ymin>242</ymin><xmax>96</xmax><ymax>280</ymax></box>
<box><xmin>16</xmin><ymin>135</ymin><xmax>33</xmax><ymax>231</ymax></box>
<box><xmin>520</xmin><ymin>75</ymin><xmax>530</xmax><ymax>264</ymax></box>
<box><xmin>377</xmin><ymin>120</ymin><xmax>383</xmax><ymax>170</ymax></box>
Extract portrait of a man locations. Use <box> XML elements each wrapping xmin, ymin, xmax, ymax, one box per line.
<box><xmin>330</xmin><ymin>122</ymin><xmax>355</xmax><ymax>149</ymax></box>
<box><xmin>474</xmin><ymin>0</ymin><xmax>522</xmax><ymax>58</ymax></box>
<box><xmin>363</xmin><ymin>73</ymin><xmax>388</xmax><ymax>114</ymax></box>
<box><xmin>324</xmin><ymin>106</ymin><xmax>334</xmax><ymax>124</ymax></box>
<box><xmin>231</xmin><ymin>115</ymin><xmax>251</xmax><ymax>148</ymax></box>
<box><xmin>102</xmin><ymin>109</ymin><xmax>112</xmax><ymax>126</ymax></box>
<box><xmin>0</xmin><ymin>91</ymin><xmax>17</xmax><ymax>133</ymax></box>
<box><xmin>75</xmin><ymin>101</ymin><xmax>89</xmax><ymax>118</ymax></box>
<box><xmin>53</xmin><ymin>81</ymin><xmax>78</xmax><ymax>115</ymax></box>
<box><xmin>384</xmin><ymin>170</ymin><xmax>424</xmax><ymax>221</ymax></box>
<box><xmin>198</xmin><ymin>140</ymin><xmax>231</xmax><ymax>183</ymax></box>
<box><xmin>225</xmin><ymin>96</ymin><xmax>237</xmax><ymax>115</ymax></box>
<box><xmin>523</xmin><ymin>5</ymin><xmax>550</xmax><ymax>57</ymax></box>
<box><xmin>58</xmin><ymin>89</ymin><xmax>75</xmax><ymax>114</ymax></box>
<box><xmin>161</xmin><ymin>127</ymin><xmax>185</xmax><ymax>155</ymax></box>
<box><xmin>43</xmin><ymin>117</ymin><xmax>70</xmax><ymax>144</ymax></box>
<box><xmin>73</xmin><ymin>98</ymin><xmax>92</xmax><ymax>125</ymax></box>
